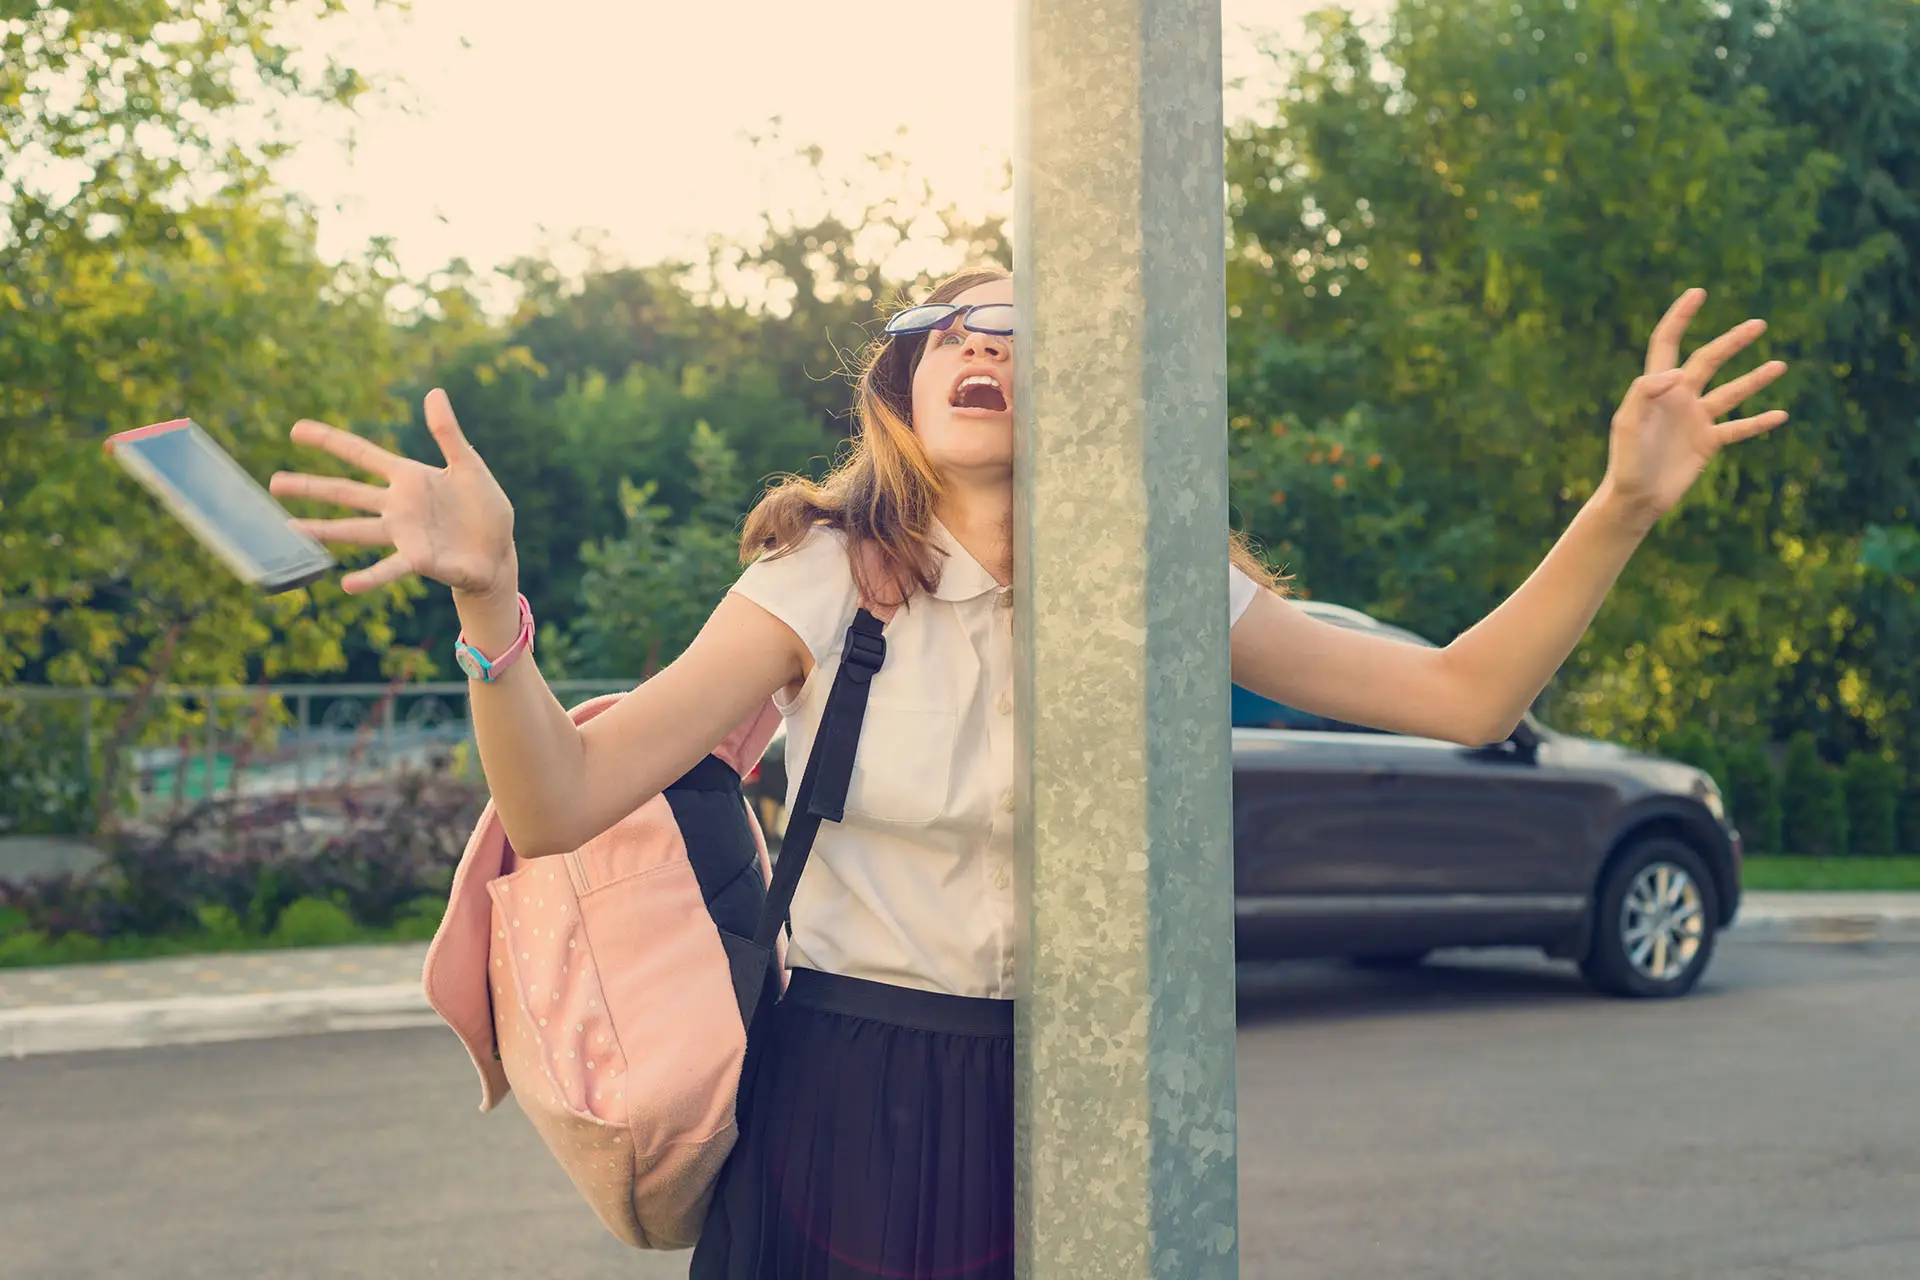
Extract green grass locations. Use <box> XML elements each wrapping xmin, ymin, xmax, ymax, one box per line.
<box><xmin>0</xmin><ymin>897</ymin><xmax>446</xmax><ymax>970</ymax></box>
<box><xmin>1741</xmin><ymin>855</ymin><xmax>1920</xmax><ymax>892</ymax></box>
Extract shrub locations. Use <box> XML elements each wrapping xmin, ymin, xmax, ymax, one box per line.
<box><xmin>1781</xmin><ymin>733</ymin><xmax>1847</xmax><ymax>857</ymax></box>
<box><xmin>315</xmin><ymin>766</ymin><xmax>481</xmax><ymax>928</ymax></box>
<box><xmin>1723</xmin><ymin>741</ymin><xmax>1782</xmax><ymax>855</ymax></box>
<box><xmin>270</xmin><ymin>897</ymin><xmax>360</xmax><ymax>947</ymax></box>
<box><xmin>195</xmin><ymin>904</ymin><xmax>249</xmax><ymax>943</ymax></box>
<box><xmin>391</xmin><ymin>895</ymin><xmax>449</xmax><ymax>942</ymax></box>
<box><xmin>1842</xmin><ymin>753</ymin><xmax>1902</xmax><ymax>859</ymax></box>
<box><xmin>0</xmin><ymin>696</ymin><xmax>99</xmax><ymax>837</ymax></box>
<box><xmin>0</xmin><ymin>761</ymin><xmax>482</xmax><ymax>943</ymax></box>
<box><xmin>1654</xmin><ymin>724</ymin><xmax>1727</xmax><ymax>794</ymax></box>
<box><xmin>1901</xmin><ymin>769</ymin><xmax>1920</xmax><ymax>856</ymax></box>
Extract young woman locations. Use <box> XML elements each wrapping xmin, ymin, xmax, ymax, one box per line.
<box><xmin>271</xmin><ymin>265</ymin><xmax>1786</xmax><ymax>1278</ymax></box>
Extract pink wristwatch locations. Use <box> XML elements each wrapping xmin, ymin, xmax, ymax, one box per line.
<box><xmin>454</xmin><ymin>592</ymin><xmax>535</xmax><ymax>683</ymax></box>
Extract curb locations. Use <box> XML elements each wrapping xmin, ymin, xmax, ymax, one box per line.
<box><xmin>5</xmin><ymin>908</ymin><xmax>1919</xmax><ymax>1061</ymax></box>
<box><xmin>1729</xmin><ymin>910</ymin><xmax>1920</xmax><ymax>946</ymax></box>
<box><xmin>0</xmin><ymin>983</ymin><xmax>438</xmax><ymax>1061</ymax></box>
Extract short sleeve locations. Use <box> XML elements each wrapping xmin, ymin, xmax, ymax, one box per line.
<box><xmin>730</xmin><ymin>526</ymin><xmax>860</xmax><ymax>663</ymax></box>
<box><xmin>1229</xmin><ymin>562</ymin><xmax>1261</xmax><ymax>629</ymax></box>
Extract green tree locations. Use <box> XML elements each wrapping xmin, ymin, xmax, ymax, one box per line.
<box><xmin>1222</xmin><ymin>0</ymin><xmax>1905</xmax><ymax>768</ymax></box>
<box><xmin>383</xmin><ymin>259</ymin><xmax>841</xmax><ymax>675</ymax></box>
<box><xmin>1701</xmin><ymin>0</ymin><xmax>1920</xmax><ymax>767</ymax></box>
<box><xmin>1654</xmin><ymin>725</ymin><xmax>1727</xmax><ymax>798</ymax></box>
<box><xmin>1781</xmin><ymin>732</ymin><xmax>1847</xmax><ymax>857</ymax></box>
<box><xmin>1</xmin><ymin>1</ymin><xmax>427</xmax><ymax>702</ymax></box>
<box><xmin>1723</xmin><ymin>740</ymin><xmax>1783</xmax><ymax>855</ymax></box>
<box><xmin>381</xmin><ymin>141</ymin><xmax>1011</xmax><ymax>679</ymax></box>
<box><xmin>569</xmin><ymin>421</ymin><xmax>752</xmax><ymax>680</ymax></box>
<box><xmin>1841</xmin><ymin>752</ymin><xmax>1901</xmax><ymax>859</ymax></box>
<box><xmin>1900</xmin><ymin>769</ymin><xmax>1920</xmax><ymax>855</ymax></box>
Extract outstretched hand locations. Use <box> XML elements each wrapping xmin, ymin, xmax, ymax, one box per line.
<box><xmin>1600</xmin><ymin>289</ymin><xmax>1789</xmax><ymax>526</ymax></box>
<box><xmin>269</xmin><ymin>389</ymin><xmax>517</xmax><ymax>598</ymax></box>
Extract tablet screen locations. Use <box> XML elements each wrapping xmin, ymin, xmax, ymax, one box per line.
<box><xmin>113</xmin><ymin>421</ymin><xmax>331</xmax><ymax>583</ymax></box>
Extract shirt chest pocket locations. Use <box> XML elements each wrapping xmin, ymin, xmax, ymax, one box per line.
<box><xmin>845</xmin><ymin>702</ymin><xmax>957</xmax><ymax>826</ymax></box>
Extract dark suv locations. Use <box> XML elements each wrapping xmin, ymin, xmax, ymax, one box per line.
<box><xmin>1232</xmin><ymin>600</ymin><xmax>1742</xmax><ymax>998</ymax></box>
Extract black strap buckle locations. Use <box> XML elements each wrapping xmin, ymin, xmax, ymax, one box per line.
<box><xmin>841</xmin><ymin>615</ymin><xmax>887</xmax><ymax>680</ymax></box>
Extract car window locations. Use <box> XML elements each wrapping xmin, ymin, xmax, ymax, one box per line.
<box><xmin>1231</xmin><ymin>685</ymin><xmax>1382</xmax><ymax>733</ymax></box>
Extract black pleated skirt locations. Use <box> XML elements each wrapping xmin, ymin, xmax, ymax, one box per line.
<box><xmin>689</xmin><ymin>967</ymin><xmax>1016</xmax><ymax>1280</ymax></box>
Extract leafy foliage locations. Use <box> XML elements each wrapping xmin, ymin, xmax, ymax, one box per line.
<box><xmin>369</xmin><ymin>142</ymin><xmax>1011</xmax><ymax>681</ymax></box>
<box><xmin>569</xmin><ymin>421</ymin><xmax>756</xmax><ymax>680</ymax></box>
<box><xmin>1841</xmin><ymin>751</ymin><xmax>1902</xmax><ymax>859</ymax></box>
<box><xmin>1</xmin><ymin>0</ymin><xmax>434</xmax><ymax>744</ymax></box>
<box><xmin>0</xmin><ymin>767</ymin><xmax>483</xmax><ymax>942</ymax></box>
<box><xmin>1223</xmin><ymin>0</ymin><xmax>1914</xmax><ymax>769</ymax></box>
<box><xmin>1723</xmin><ymin>739</ymin><xmax>1783</xmax><ymax>854</ymax></box>
<box><xmin>6</xmin><ymin>0</ymin><xmax>1910</xmax><ymax>889</ymax></box>
<box><xmin>1780</xmin><ymin>732</ymin><xmax>1847</xmax><ymax>857</ymax></box>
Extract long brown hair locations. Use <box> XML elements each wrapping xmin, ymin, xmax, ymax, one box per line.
<box><xmin>739</xmin><ymin>265</ymin><xmax>1285</xmax><ymax>607</ymax></box>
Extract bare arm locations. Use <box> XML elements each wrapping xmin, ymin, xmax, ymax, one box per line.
<box><xmin>457</xmin><ymin>583</ymin><xmax>802</xmax><ymax>857</ymax></box>
<box><xmin>1230</xmin><ymin>485</ymin><xmax>1647</xmax><ymax>747</ymax></box>
<box><xmin>1231</xmin><ymin>288</ymin><xmax>1790</xmax><ymax>747</ymax></box>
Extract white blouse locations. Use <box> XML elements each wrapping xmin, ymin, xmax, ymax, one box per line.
<box><xmin>730</xmin><ymin>521</ymin><xmax>1262</xmax><ymax>999</ymax></box>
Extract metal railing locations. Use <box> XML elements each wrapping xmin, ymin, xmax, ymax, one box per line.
<box><xmin>0</xmin><ymin>681</ymin><xmax>627</xmax><ymax>833</ymax></box>
<box><xmin>1</xmin><ymin>680</ymin><xmax>792</xmax><ymax>848</ymax></box>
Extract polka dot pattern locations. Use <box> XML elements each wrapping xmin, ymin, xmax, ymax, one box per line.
<box><xmin>425</xmin><ymin>695</ymin><xmax>785</xmax><ymax>1249</ymax></box>
<box><xmin>482</xmin><ymin>818</ymin><xmax>753</xmax><ymax>1250</ymax></box>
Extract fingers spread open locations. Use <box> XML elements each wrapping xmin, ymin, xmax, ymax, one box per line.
<box><xmin>290</xmin><ymin>420</ymin><xmax>400</xmax><ymax>479</ymax></box>
<box><xmin>339</xmin><ymin>551</ymin><xmax>416</xmax><ymax>595</ymax></box>
<box><xmin>1682</xmin><ymin>318</ymin><xmax>1767</xmax><ymax>388</ymax></box>
<box><xmin>270</xmin><ymin>471</ymin><xmax>388</xmax><ymax>513</ymax></box>
<box><xmin>1716</xmin><ymin>409</ymin><xmax>1789</xmax><ymax>446</ymax></box>
<box><xmin>295</xmin><ymin>516</ymin><xmax>389</xmax><ymax>546</ymax></box>
<box><xmin>1701</xmin><ymin>360</ymin><xmax>1788</xmax><ymax>419</ymax></box>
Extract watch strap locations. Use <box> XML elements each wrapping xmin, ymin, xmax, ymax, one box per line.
<box><xmin>455</xmin><ymin>593</ymin><xmax>534</xmax><ymax>682</ymax></box>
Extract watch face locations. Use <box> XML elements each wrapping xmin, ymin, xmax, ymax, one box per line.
<box><xmin>455</xmin><ymin>645</ymin><xmax>486</xmax><ymax>681</ymax></box>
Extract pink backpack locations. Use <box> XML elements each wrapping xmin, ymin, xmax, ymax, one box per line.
<box><xmin>421</xmin><ymin>608</ymin><xmax>887</xmax><ymax>1248</ymax></box>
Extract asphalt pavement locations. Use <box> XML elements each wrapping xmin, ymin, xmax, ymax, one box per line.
<box><xmin>4</xmin><ymin>937</ymin><xmax>1917</xmax><ymax>1279</ymax></box>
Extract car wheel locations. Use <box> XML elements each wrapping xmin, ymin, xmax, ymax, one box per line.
<box><xmin>1349</xmin><ymin>951</ymin><xmax>1431</xmax><ymax>970</ymax></box>
<box><xmin>1580</xmin><ymin>837</ymin><xmax>1719</xmax><ymax>998</ymax></box>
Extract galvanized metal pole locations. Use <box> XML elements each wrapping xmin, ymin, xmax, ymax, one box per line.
<box><xmin>1013</xmin><ymin>1</ymin><xmax>1239</xmax><ymax>1276</ymax></box>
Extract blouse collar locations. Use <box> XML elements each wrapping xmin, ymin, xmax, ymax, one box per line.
<box><xmin>928</xmin><ymin>518</ymin><xmax>1008</xmax><ymax>603</ymax></box>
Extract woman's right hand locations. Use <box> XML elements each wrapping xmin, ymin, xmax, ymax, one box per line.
<box><xmin>270</xmin><ymin>389</ymin><xmax>517</xmax><ymax>599</ymax></box>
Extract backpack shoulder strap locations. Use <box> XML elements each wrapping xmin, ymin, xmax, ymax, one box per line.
<box><xmin>749</xmin><ymin>606</ymin><xmax>886</xmax><ymax>957</ymax></box>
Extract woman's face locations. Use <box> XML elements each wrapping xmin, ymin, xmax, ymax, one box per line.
<box><xmin>907</xmin><ymin>277</ymin><xmax>1016</xmax><ymax>483</ymax></box>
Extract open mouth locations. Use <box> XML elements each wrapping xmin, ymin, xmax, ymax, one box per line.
<box><xmin>950</xmin><ymin>373</ymin><xmax>1009</xmax><ymax>413</ymax></box>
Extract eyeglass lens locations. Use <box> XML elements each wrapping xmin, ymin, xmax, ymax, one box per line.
<box><xmin>887</xmin><ymin>303</ymin><xmax>1016</xmax><ymax>337</ymax></box>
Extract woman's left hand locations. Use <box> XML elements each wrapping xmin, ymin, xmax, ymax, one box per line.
<box><xmin>1599</xmin><ymin>287</ymin><xmax>1790</xmax><ymax>527</ymax></box>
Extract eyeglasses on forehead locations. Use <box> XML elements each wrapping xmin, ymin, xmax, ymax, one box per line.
<box><xmin>883</xmin><ymin>302</ymin><xmax>1016</xmax><ymax>339</ymax></box>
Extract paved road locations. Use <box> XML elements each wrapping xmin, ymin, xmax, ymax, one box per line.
<box><xmin>5</xmin><ymin>940</ymin><xmax>1917</xmax><ymax>1279</ymax></box>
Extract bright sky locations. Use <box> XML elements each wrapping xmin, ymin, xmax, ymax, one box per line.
<box><xmin>276</xmin><ymin>0</ymin><xmax>1388</xmax><ymax>290</ymax></box>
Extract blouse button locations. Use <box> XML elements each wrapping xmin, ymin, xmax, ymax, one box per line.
<box><xmin>996</xmin><ymin>692</ymin><xmax>1012</xmax><ymax>715</ymax></box>
<box><xmin>999</xmin><ymin>791</ymin><xmax>1015</xmax><ymax>814</ymax></box>
<box><xmin>993</xmin><ymin>867</ymin><xmax>1011</xmax><ymax>891</ymax></box>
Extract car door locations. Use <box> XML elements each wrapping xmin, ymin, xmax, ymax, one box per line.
<box><xmin>1351</xmin><ymin>729</ymin><xmax>1599</xmax><ymax>900</ymax></box>
<box><xmin>1233</xmin><ymin>727</ymin><xmax>1398</xmax><ymax>896</ymax></box>
<box><xmin>1261</xmin><ymin>608</ymin><xmax>1594</xmax><ymax>901</ymax></box>
<box><xmin>1232</xmin><ymin>692</ymin><xmax>1445</xmax><ymax>957</ymax></box>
